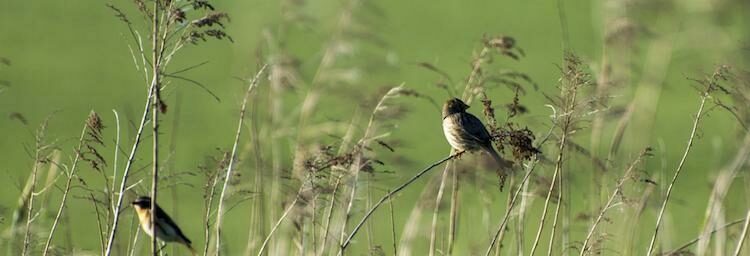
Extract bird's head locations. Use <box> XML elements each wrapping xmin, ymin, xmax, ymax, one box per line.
<box><xmin>131</xmin><ymin>196</ymin><xmax>153</xmax><ymax>210</ymax></box>
<box><xmin>442</xmin><ymin>98</ymin><xmax>469</xmax><ymax>117</ymax></box>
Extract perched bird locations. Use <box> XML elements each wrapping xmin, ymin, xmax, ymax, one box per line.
<box><xmin>132</xmin><ymin>196</ymin><xmax>196</xmax><ymax>255</ymax></box>
<box><xmin>442</xmin><ymin>98</ymin><xmax>511</xmax><ymax>169</ymax></box>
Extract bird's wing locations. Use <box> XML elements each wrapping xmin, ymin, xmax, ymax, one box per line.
<box><xmin>156</xmin><ymin>205</ymin><xmax>192</xmax><ymax>245</ymax></box>
<box><xmin>458</xmin><ymin>113</ymin><xmax>493</xmax><ymax>144</ymax></box>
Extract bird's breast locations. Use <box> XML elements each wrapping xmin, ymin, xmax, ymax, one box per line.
<box><xmin>135</xmin><ymin>209</ymin><xmax>155</xmax><ymax>237</ymax></box>
<box><xmin>443</xmin><ymin>116</ymin><xmax>465</xmax><ymax>150</ymax></box>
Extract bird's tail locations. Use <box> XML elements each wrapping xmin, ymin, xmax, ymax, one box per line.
<box><xmin>483</xmin><ymin>146</ymin><xmax>510</xmax><ymax>169</ymax></box>
<box><xmin>187</xmin><ymin>244</ymin><xmax>198</xmax><ymax>256</ymax></box>
<box><xmin>483</xmin><ymin>145</ymin><xmax>512</xmax><ymax>190</ymax></box>
<box><xmin>184</xmin><ymin>243</ymin><xmax>197</xmax><ymax>256</ymax></box>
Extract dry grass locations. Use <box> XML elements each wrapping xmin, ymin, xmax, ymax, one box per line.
<box><xmin>2</xmin><ymin>1</ymin><xmax>750</xmax><ymax>256</ymax></box>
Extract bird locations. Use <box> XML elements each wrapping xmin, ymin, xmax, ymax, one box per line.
<box><xmin>131</xmin><ymin>196</ymin><xmax>196</xmax><ymax>255</ymax></box>
<box><xmin>442</xmin><ymin>97</ymin><xmax>511</xmax><ymax>170</ymax></box>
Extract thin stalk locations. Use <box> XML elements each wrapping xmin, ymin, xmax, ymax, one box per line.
<box><xmin>9</xmin><ymin>172</ymin><xmax>33</xmax><ymax>255</ymax></box>
<box><xmin>22</xmin><ymin>128</ymin><xmax>46</xmax><ymax>256</ymax></box>
<box><xmin>339</xmin><ymin>153</ymin><xmax>459</xmax><ymax>254</ymax></box>
<box><xmin>337</xmin><ymin>153</ymin><xmax>363</xmax><ymax>246</ymax></box>
<box><xmin>745</xmin><ymin>175</ymin><xmax>750</xmax><ymax>256</ymax></box>
<box><xmin>429</xmin><ymin>163</ymin><xmax>452</xmax><ymax>256</ymax></box>
<box><xmin>37</xmin><ymin>150</ymin><xmax>62</xmax><ymax>252</ymax></box>
<box><xmin>310</xmin><ymin>172</ymin><xmax>319</xmax><ymax>255</ymax></box>
<box><xmin>215</xmin><ymin>64</ymin><xmax>268</xmax><ymax>254</ymax></box>
<box><xmin>461</xmin><ymin>47</ymin><xmax>490</xmax><ymax>104</ymax></box>
<box><xmin>485</xmin><ymin>157</ymin><xmax>539</xmax><ymax>256</ymax></box>
<box><xmin>61</xmin><ymin>196</ymin><xmax>74</xmax><ymax>253</ymax></box>
<box><xmin>319</xmin><ymin>175</ymin><xmax>343</xmax><ymax>256</ymax></box>
<box><xmin>646</xmin><ymin>95</ymin><xmax>708</xmax><ymax>255</ymax></box>
<box><xmin>530</xmin><ymin>110</ymin><xmax>576</xmax><ymax>255</ymax></box>
<box><xmin>338</xmin><ymin>85</ymin><xmax>405</xmax><ymax>248</ymax></box>
<box><xmin>317</xmin><ymin>115</ymin><xmax>358</xmax><ymax>256</ymax></box>
<box><xmin>203</xmin><ymin>163</ymin><xmax>221</xmax><ymax>256</ymax></box>
<box><xmin>547</xmin><ymin>158</ymin><xmax>565</xmax><ymax>256</ymax></box>
<box><xmin>695</xmin><ymin>132</ymin><xmax>750</xmax><ymax>254</ymax></box>
<box><xmin>580</xmin><ymin>148</ymin><xmax>650</xmax><ymax>255</ymax></box>
<box><xmin>257</xmin><ymin>193</ymin><xmax>301</xmax><ymax>256</ymax></box>
<box><xmin>499</xmin><ymin>175</ymin><xmax>516</xmax><ymax>256</ymax></box>
<box><xmin>128</xmin><ymin>216</ymin><xmax>141</xmax><ymax>256</ymax></box>
<box><xmin>91</xmin><ymin>193</ymin><xmax>107</xmax><ymax>255</ymax></box>
<box><xmin>486</xmin><ymin>122</ymin><xmax>555</xmax><ymax>256</ymax></box>
<box><xmin>532</xmin><ymin>54</ymin><xmax>578</xmax><ymax>255</ymax></box>
<box><xmin>447</xmin><ymin>163</ymin><xmax>459</xmax><ymax>255</ymax></box>
<box><xmin>365</xmin><ymin>177</ymin><xmax>372</xmax><ymax>252</ymax></box>
<box><xmin>555</xmin><ymin>2</ymin><xmax>573</xmax><ymax>251</ymax></box>
<box><xmin>389</xmin><ymin>190</ymin><xmax>398</xmax><ymax>256</ymax></box>
<box><xmin>111</xmin><ymin>110</ymin><xmax>121</xmax><ymax>216</ymax></box>
<box><xmin>530</xmin><ymin>131</ymin><xmax>568</xmax><ymax>256</ymax></box>
<box><xmin>290</xmin><ymin>0</ymin><xmax>359</xmax><ymax>194</ymax></box>
<box><xmin>149</xmin><ymin>1</ymin><xmax>161</xmax><ymax>254</ymax></box>
<box><xmin>42</xmin><ymin>124</ymin><xmax>88</xmax><ymax>255</ymax></box>
<box><xmin>150</xmin><ymin>72</ymin><xmax>160</xmax><ymax>256</ymax></box>
<box><xmin>663</xmin><ymin>217</ymin><xmax>745</xmax><ymax>254</ymax></box>
<box><xmin>104</xmin><ymin>82</ymin><xmax>155</xmax><ymax>256</ymax></box>
<box><xmin>516</xmin><ymin>168</ymin><xmax>532</xmax><ymax>256</ymax></box>
<box><xmin>398</xmin><ymin>174</ymin><xmax>442</xmax><ymax>255</ymax></box>
<box><xmin>104</xmin><ymin>8</ymin><xmax>162</xmax><ymax>256</ymax></box>
<box><xmin>338</xmin><ymin>156</ymin><xmax>362</xmax><ymax>248</ymax></box>
<box><xmin>243</xmin><ymin>90</ymin><xmax>265</xmax><ymax>256</ymax></box>
<box><xmin>733</xmin><ymin>210</ymin><xmax>750</xmax><ymax>256</ymax></box>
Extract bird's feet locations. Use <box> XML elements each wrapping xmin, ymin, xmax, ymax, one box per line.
<box><xmin>451</xmin><ymin>150</ymin><xmax>467</xmax><ymax>159</ymax></box>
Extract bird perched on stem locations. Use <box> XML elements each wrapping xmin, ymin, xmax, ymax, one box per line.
<box><xmin>442</xmin><ymin>98</ymin><xmax>511</xmax><ymax>178</ymax></box>
<box><xmin>132</xmin><ymin>196</ymin><xmax>196</xmax><ymax>255</ymax></box>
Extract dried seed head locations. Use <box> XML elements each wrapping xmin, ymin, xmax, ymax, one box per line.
<box><xmin>106</xmin><ymin>4</ymin><xmax>131</xmax><ymax>25</ymax></box>
<box><xmin>82</xmin><ymin>111</ymin><xmax>107</xmax><ymax>172</ymax></box>
<box><xmin>192</xmin><ymin>12</ymin><xmax>230</xmax><ymax>28</ymax></box>
<box><xmin>482</xmin><ymin>35</ymin><xmax>525</xmax><ymax>60</ymax></box>
<box><xmin>190</xmin><ymin>0</ymin><xmax>215</xmax><ymax>11</ymax></box>
<box><xmin>86</xmin><ymin>111</ymin><xmax>104</xmax><ymax>145</ymax></box>
<box><xmin>172</xmin><ymin>8</ymin><xmax>186</xmax><ymax>23</ymax></box>
<box><xmin>484</xmin><ymin>35</ymin><xmax>515</xmax><ymax>50</ymax></box>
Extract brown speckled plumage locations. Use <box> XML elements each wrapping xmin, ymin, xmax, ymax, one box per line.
<box><xmin>442</xmin><ymin>98</ymin><xmax>510</xmax><ymax>169</ymax></box>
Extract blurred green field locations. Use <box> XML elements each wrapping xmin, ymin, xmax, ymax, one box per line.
<box><xmin>1</xmin><ymin>0</ymin><xmax>750</xmax><ymax>255</ymax></box>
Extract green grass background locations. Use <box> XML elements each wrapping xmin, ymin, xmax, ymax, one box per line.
<box><xmin>1</xmin><ymin>0</ymin><xmax>749</xmax><ymax>255</ymax></box>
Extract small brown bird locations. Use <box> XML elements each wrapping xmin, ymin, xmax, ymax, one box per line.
<box><xmin>132</xmin><ymin>196</ymin><xmax>196</xmax><ymax>255</ymax></box>
<box><xmin>442</xmin><ymin>98</ymin><xmax>510</xmax><ymax>169</ymax></box>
